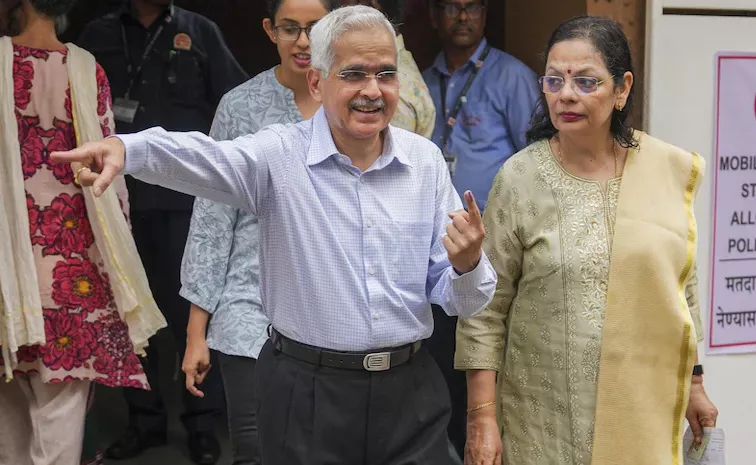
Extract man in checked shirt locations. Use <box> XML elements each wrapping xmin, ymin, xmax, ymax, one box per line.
<box><xmin>52</xmin><ymin>5</ymin><xmax>496</xmax><ymax>464</ymax></box>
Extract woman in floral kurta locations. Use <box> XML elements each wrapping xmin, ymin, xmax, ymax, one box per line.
<box><xmin>2</xmin><ymin>43</ymin><xmax>148</xmax><ymax>389</ymax></box>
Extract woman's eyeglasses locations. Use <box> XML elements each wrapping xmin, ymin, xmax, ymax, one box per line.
<box><xmin>538</xmin><ymin>75</ymin><xmax>606</xmax><ymax>95</ymax></box>
<box><xmin>274</xmin><ymin>24</ymin><xmax>315</xmax><ymax>41</ymax></box>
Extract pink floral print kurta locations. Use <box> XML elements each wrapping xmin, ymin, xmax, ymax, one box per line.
<box><xmin>0</xmin><ymin>44</ymin><xmax>148</xmax><ymax>389</ymax></box>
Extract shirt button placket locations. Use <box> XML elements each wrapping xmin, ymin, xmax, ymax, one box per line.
<box><xmin>362</xmin><ymin>175</ymin><xmax>381</xmax><ymax>334</ymax></box>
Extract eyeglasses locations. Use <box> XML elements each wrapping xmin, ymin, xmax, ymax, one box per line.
<box><xmin>437</xmin><ymin>3</ymin><xmax>486</xmax><ymax>19</ymax></box>
<box><xmin>538</xmin><ymin>75</ymin><xmax>607</xmax><ymax>95</ymax></box>
<box><xmin>334</xmin><ymin>70</ymin><xmax>402</xmax><ymax>91</ymax></box>
<box><xmin>274</xmin><ymin>24</ymin><xmax>315</xmax><ymax>41</ymax></box>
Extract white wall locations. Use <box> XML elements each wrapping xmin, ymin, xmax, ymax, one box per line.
<box><xmin>646</xmin><ymin>1</ymin><xmax>756</xmax><ymax>463</ymax></box>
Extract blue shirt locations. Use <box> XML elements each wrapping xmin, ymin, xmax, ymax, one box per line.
<box><xmin>120</xmin><ymin>108</ymin><xmax>497</xmax><ymax>352</ymax></box>
<box><xmin>179</xmin><ymin>68</ymin><xmax>301</xmax><ymax>359</ymax></box>
<box><xmin>423</xmin><ymin>39</ymin><xmax>540</xmax><ymax>211</ymax></box>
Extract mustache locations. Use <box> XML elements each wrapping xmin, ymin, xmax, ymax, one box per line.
<box><xmin>350</xmin><ymin>98</ymin><xmax>385</xmax><ymax>111</ymax></box>
<box><xmin>452</xmin><ymin>23</ymin><xmax>473</xmax><ymax>34</ymax></box>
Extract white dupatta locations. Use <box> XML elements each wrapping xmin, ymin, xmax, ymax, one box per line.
<box><xmin>0</xmin><ymin>37</ymin><xmax>165</xmax><ymax>380</ymax></box>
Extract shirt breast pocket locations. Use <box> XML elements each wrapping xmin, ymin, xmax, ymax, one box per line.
<box><xmin>460</xmin><ymin>103</ymin><xmax>505</xmax><ymax>151</ymax></box>
<box><xmin>165</xmin><ymin>49</ymin><xmax>207</xmax><ymax>105</ymax></box>
<box><xmin>391</xmin><ymin>219</ymin><xmax>434</xmax><ymax>290</ymax></box>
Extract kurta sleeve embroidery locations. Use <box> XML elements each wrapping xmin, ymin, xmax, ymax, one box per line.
<box><xmin>455</xmin><ymin>165</ymin><xmax>523</xmax><ymax>371</ymax></box>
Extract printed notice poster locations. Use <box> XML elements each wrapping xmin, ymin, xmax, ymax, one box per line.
<box><xmin>708</xmin><ymin>52</ymin><xmax>756</xmax><ymax>355</ymax></box>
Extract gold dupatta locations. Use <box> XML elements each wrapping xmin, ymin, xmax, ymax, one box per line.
<box><xmin>591</xmin><ymin>131</ymin><xmax>704</xmax><ymax>464</ymax></box>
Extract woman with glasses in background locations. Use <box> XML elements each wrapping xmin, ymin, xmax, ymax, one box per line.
<box><xmin>456</xmin><ymin>16</ymin><xmax>719</xmax><ymax>465</ymax></box>
<box><xmin>179</xmin><ymin>0</ymin><xmax>335</xmax><ymax>464</ymax></box>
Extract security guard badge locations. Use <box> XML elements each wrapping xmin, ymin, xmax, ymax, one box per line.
<box><xmin>443</xmin><ymin>152</ymin><xmax>457</xmax><ymax>178</ymax></box>
<box><xmin>113</xmin><ymin>98</ymin><xmax>140</xmax><ymax>124</ymax></box>
<box><xmin>173</xmin><ymin>33</ymin><xmax>192</xmax><ymax>51</ymax></box>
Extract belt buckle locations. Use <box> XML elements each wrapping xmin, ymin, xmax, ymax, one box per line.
<box><xmin>363</xmin><ymin>352</ymin><xmax>391</xmax><ymax>371</ymax></box>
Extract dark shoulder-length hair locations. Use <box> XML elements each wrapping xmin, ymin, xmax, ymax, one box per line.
<box><xmin>526</xmin><ymin>15</ymin><xmax>637</xmax><ymax>148</ymax></box>
<box><xmin>264</xmin><ymin>0</ymin><xmax>339</xmax><ymax>21</ymax></box>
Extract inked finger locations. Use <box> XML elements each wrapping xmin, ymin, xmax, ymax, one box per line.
<box><xmin>464</xmin><ymin>191</ymin><xmax>483</xmax><ymax>226</ymax></box>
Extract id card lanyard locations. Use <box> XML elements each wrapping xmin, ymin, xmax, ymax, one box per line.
<box><xmin>439</xmin><ymin>44</ymin><xmax>491</xmax><ymax>176</ymax></box>
<box><xmin>113</xmin><ymin>15</ymin><xmax>169</xmax><ymax>123</ymax></box>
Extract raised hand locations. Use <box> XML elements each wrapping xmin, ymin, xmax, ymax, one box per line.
<box><xmin>443</xmin><ymin>190</ymin><xmax>485</xmax><ymax>274</ymax></box>
<box><xmin>50</xmin><ymin>137</ymin><xmax>126</xmax><ymax>197</ymax></box>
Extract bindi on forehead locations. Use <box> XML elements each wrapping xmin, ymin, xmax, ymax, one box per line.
<box><xmin>547</xmin><ymin>45</ymin><xmax>607</xmax><ymax>75</ymax></box>
<box><xmin>547</xmin><ymin>61</ymin><xmax>600</xmax><ymax>76</ymax></box>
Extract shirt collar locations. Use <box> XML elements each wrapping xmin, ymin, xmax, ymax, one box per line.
<box><xmin>307</xmin><ymin>108</ymin><xmax>413</xmax><ymax>169</ymax></box>
<box><xmin>433</xmin><ymin>37</ymin><xmax>489</xmax><ymax>76</ymax></box>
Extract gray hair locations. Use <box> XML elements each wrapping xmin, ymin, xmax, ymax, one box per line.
<box><xmin>309</xmin><ymin>5</ymin><xmax>397</xmax><ymax>74</ymax></box>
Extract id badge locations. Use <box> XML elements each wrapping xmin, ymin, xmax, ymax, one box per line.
<box><xmin>443</xmin><ymin>152</ymin><xmax>457</xmax><ymax>178</ymax></box>
<box><xmin>113</xmin><ymin>98</ymin><xmax>140</xmax><ymax>124</ymax></box>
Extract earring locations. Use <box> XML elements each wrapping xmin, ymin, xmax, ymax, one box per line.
<box><xmin>615</xmin><ymin>103</ymin><xmax>623</xmax><ymax>111</ymax></box>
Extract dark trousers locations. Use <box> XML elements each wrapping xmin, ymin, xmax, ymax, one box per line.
<box><xmin>124</xmin><ymin>211</ymin><xmax>222</xmax><ymax>434</ymax></box>
<box><xmin>426</xmin><ymin>304</ymin><xmax>467</xmax><ymax>459</ymax></box>
<box><xmin>218</xmin><ymin>353</ymin><xmax>261</xmax><ymax>465</ymax></box>
<box><xmin>254</xmin><ymin>340</ymin><xmax>452</xmax><ymax>465</ymax></box>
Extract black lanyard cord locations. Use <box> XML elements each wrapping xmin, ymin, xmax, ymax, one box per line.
<box><xmin>439</xmin><ymin>44</ymin><xmax>491</xmax><ymax>152</ymax></box>
<box><xmin>120</xmin><ymin>20</ymin><xmax>167</xmax><ymax>99</ymax></box>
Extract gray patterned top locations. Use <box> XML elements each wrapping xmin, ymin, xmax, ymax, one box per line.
<box><xmin>180</xmin><ymin>67</ymin><xmax>302</xmax><ymax>358</ymax></box>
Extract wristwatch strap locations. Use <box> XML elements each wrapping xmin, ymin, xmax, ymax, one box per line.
<box><xmin>692</xmin><ymin>364</ymin><xmax>704</xmax><ymax>376</ymax></box>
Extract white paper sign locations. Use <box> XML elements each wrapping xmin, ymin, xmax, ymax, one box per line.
<box><xmin>707</xmin><ymin>52</ymin><xmax>756</xmax><ymax>355</ymax></box>
<box><xmin>683</xmin><ymin>427</ymin><xmax>726</xmax><ymax>465</ymax></box>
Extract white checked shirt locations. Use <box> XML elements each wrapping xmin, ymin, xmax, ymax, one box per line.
<box><xmin>120</xmin><ymin>107</ymin><xmax>497</xmax><ymax>351</ymax></box>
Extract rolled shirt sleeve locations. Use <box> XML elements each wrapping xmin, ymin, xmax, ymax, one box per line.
<box><xmin>179</xmin><ymin>198</ymin><xmax>238</xmax><ymax>313</ymax></box>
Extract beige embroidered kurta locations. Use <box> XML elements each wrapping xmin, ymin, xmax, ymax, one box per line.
<box><xmin>455</xmin><ymin>139</ymin><xmax>704</xmax><ymax>465</ymax></box>
<box><xmin>392</xmin><ymin>34</ymin><xmax>436</xmax><ymax>139</ymax></box>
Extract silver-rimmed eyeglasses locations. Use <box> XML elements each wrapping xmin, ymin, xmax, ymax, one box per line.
<box><xmin>335</xmin><ymin>70</ymin><xmax>402</xmax><ymax>91</ymax></box>
<box><xmin>538</xmin><ymin>75</ymin><xmax>607</xmax><ymax>95</ymax></box>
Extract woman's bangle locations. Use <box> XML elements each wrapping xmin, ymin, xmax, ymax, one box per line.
<box><xmin>467</xmin><ymin>401</ymin><xmax>496</xmax><ymax>413</ymax></box>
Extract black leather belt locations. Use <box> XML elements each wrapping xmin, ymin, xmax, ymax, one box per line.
<box><xmin>270</xmin><ymin>328</ymin><xmax>421</xmax><ymax>372</ymax></box>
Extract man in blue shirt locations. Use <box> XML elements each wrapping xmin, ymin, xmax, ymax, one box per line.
<box><xmin>423</xmin><ymin>0</ymin><xmax>539</xmax><ymax>211</ymax></box>
<box><xmin>422</xmin><ymin>0</ymin><xmax>539</xmax><ymax>459</ymax></box>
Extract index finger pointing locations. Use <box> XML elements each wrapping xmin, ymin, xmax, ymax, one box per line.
<box><xmin>50</xmin><ymin>145</ymin><xmax>94</xmax><ymax>165</ymax></box>
<box><xmin>464</xmin><ymin>190</ymin><xmax>482</xmax><ymax>226</ymax></box>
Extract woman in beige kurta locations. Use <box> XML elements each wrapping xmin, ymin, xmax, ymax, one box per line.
<box><xmin>457</xmin><ymin>138</ymin><xmax>705</xmax><ymax>464</ymax></box>
<box><xmin>456</xmin><ymin>16</ymin><xmax>718</xmax><ymax>465</ymax></box>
